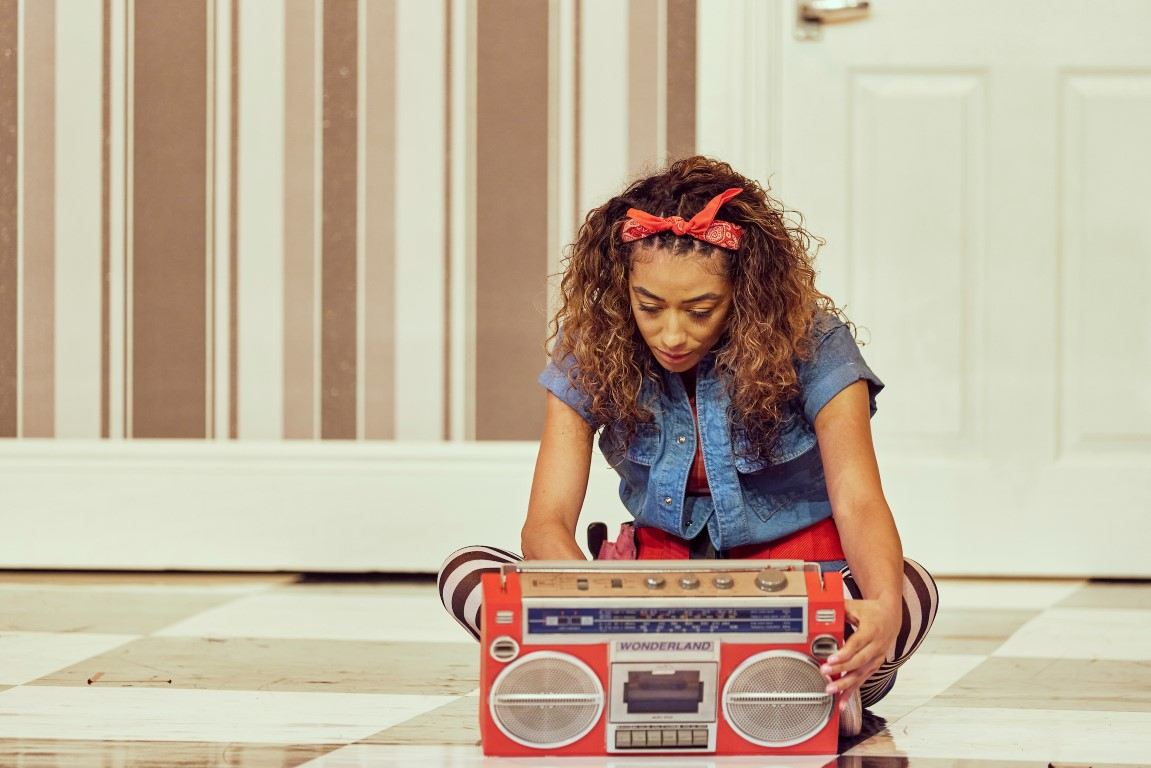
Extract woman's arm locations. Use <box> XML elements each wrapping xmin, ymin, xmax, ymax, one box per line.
<box><xmin>521</xmin><ymin>392</ymin><xmax>596</xmax><ymax>560</ymax></box>
<box><xmin>813</xmin><ymin>379</ymin><xmax>904</xmax><ymax>700</ymax></box>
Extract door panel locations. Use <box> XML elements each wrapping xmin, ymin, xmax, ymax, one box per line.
<box><xmin>777</xmin><ymin>1</ymin><xmax>1151</xmax><ymax>575</ymax></box>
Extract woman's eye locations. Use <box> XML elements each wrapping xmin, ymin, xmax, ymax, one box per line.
<box><xmin>689</xmin><ymin>309</ymin><xmax>714</xmax><ymax>320</ymax></box>
<box><xmin>638</xmin><ymin>305</ymin><xmax>661</xmax><ymax>314</ymax></box>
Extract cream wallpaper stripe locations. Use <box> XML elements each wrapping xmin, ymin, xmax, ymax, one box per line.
<box><xmin>0</xmin><ymin>1</ymin><xmax>17</xmax><ymax>438</ymax></box>
<box><xmin>19</xmin><ymin>0</ymin><xmax>54</xmax><ymax>438</ymax></box>
<box><xmin>578</xmin><ymin>0</ymin><xmax>629</xmax><ymax>221</ymax></box>
<box><xmin>393</xmin><ymin>0</ymin><xmax>447</xmax><ymax>440</ymax></box>
<box><xmin>628</xmin><ymin>0</ymin><xmax>662</xmax><ymax>176</ymax></box>
<box><xmin>55</xmin><ymin>0</ymin><xmax>103</xmax><ymax>438</ymax></box>
<box><xmin>282</xmin><ymin>0</ymin><xmax>317</xmax><ymax>440</ymax></box>
<box><xmin>227</xmin><ymin>0</ymin><xmax>239</xmax><ymax>438</ymax></box>
<box><xmin>320</xmin><ymin>0</ymin><xmax>358</xmax><ymax>440</ymax></box>
<box><xmin>130</xmin><ymin>0</ymin><xmax>209</xmax><ymax>438</ymax></box>
<box><xmin>236</xmin><ymin>0</ymin><xmax>286</xmax><ymax>439</ymax></box>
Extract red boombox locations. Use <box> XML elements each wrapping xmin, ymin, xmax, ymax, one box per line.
<box><xmin>479</xmin><ymin>560</ymin><xmax>844</xmax><ymax>757</ymax></box>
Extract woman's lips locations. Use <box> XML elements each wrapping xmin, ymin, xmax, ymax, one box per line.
<box><xmin>658</xmin><ymin>349</ymin><xmax>690</xmax><ymax>365</ymax></box>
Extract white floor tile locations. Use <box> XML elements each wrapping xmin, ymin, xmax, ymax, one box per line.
<box><xmin>0</xmin><ymin>686</ymin><xmax>457</xmax><ymax>744</ymax></box>
<box><xmin>0</xmin><ymin>632</ymin><xmax>138</xmax><ymax>686</ymax></box>
<box><xmin>992</xmin><ymin>607</ymin><xmax>1151</xmax><ymax>660</ymax></box>
<box><xmin>868</xmin><ymin>653</ymin><xmax>986</xmax><ymax>718</ymax></box>
<box><xmin>934</xmin><ymin>578</ymin><xmax>1085</xmax><ymax>610</ymax></box>
<box><xmin>846</xmin><ymin>705</ymin><xmax>1151</xmax><ymax>763</ymax></box>
<box><xmin>153</xmin><ymin>592</ymin><xmax>470</xmax><ymax>643</ymax></box>
<box><xmin>300</xmin><ymin>743</ymin><xmax>837</xmax><ymax>767</ymax></box>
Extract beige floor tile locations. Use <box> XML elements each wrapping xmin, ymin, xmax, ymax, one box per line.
<box><xmin>1057</xmin><ymin>580</ymin><xmax>1151</xmax><ymax>610</ymax></box>
<box><xmin>0</xmin><ymin>588</ymin><xmax>245</xmax><ymax>634</ymax></box>
<box><xmin>0</xmin><ymin>686</ymin><xmax>455</xmax><ymax>743</ymax></box>
<box><xmin>993</xmin><ymin>607</ymin><xmax>1151</xmax><ymax>660</ymax></box>
<box><xmin>0</xmin><ymin>740</ymin><xmax>342</xmax><ymax>768</ymax></box>
<box><xmin>930</xmin><ymin>656</ymin><xmax>1151</xmax><ymax>712</ymax></box>
<box><xmin>28</xmin><ymin>636</ymin><xmax>479</xmax><ymax>695</ymax></box>
<box><xmin>360</xmin><ymin>695</ymin><xmax>481</xmax><ymax>746</ymax></box>
<box><xmin>153</xmin><ymin>590</ymin><xmax>467</xmax><ymax>643</ymax></box>
<box><xmin>914</xmin><ymin>608</ymin><xmax>1039</xmax><ymax>655</ymax></box>
<box><xmin>0</xmin><ymin>571</ymin><xmax>295</xmax><ymax>588</ymax></box>
<box><xmin>846</xmin><ymin>706</ymin><xmax>1151</xmax><ymax>764</ymax></box>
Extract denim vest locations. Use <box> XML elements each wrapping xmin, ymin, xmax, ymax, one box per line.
<box><xmin>539</xmin><ymin>315</ymin><xmax>883</xmax><ymax>551</ymax></box>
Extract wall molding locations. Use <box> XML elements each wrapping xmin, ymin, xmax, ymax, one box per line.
<box><xmin>0</xmin><ymin>440</ymin><xmax>625</xmax><ymax>572</ymax></box>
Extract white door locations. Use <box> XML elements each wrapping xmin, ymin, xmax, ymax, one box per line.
<box><xmin>768</xmin><ymin>0</ymin><xmax>1151</xmax><ymax>576</ymax></box>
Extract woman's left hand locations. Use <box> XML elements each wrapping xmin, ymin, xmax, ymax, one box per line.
<box><xmin>820</xmin><ymin>598</ymin><xmax>901</xmax><ymax>706</ymax></box>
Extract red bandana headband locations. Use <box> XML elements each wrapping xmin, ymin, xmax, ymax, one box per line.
<box><xmin>620</xmin><ymin>188</ymin><xmax>744</xmax><ymax>251</ymax></box>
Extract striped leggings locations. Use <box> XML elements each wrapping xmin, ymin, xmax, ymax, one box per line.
<box><xmin>437</xmin><ymin>545</ymin><xmax>938</xmax><ymax>709</ymax></box>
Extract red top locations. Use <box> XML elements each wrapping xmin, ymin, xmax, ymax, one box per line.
<box><xmin>681</xmin><ymin>367</ymin><xmax>711</xmax><ymax>496</ymax></box>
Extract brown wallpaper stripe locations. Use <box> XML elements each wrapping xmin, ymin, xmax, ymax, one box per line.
<box><xmin>320</xmin><ymin>0</ymin><xmax>357</xmax><ymax>440</ymax></box>
<box><xmin>0</xmin><ymin>0</ymin><xmax>17</xmax><ymax>437</ymax></box>
<box><xmin>665</xmin><ymin>0</ymin><xmax>696</xmax><ymax>161</ymax></box>
<box><xmin>475</xmin><ymin>0</ymin><xmax>549</xmax><ymax>441</ymax></box>
<box><xmin>283</xmin><ymin>0</ymin><xmax>316</xmax><ymax>440</ymax></box>
<box><xmin>628</xmin><ymin>0</ymin><xmax>660</xmax><ymax>175</ymax></box>
<box><xmin>131</xmin><ymin>0</ymin><xmax>209</xmax><ymax>438</ymax></box>
<box><xmin>363</xmin><ymin>0</ymin><xmax>396</xmax><ymax>440</ymax></box>
<box><xmin>20</xmin><ymin>0</ymin><xmax>55</xmax><ymax>437</ymax></box>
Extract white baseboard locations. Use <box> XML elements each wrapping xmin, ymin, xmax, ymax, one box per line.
<box><xmin>0</xmin><ymin>440</ymin><xmax>627</xmax><ymax>572</ymax></box>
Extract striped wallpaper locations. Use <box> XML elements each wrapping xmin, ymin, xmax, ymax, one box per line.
<box><xmin>0</xmin><ymin>0</ymin><xmax>698</xmax><ymax>442</ymax></box>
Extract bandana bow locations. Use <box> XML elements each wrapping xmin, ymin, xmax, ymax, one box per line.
<box><xmin>621</xmin><ymin>188</ymin><xmax>744</xmax><ymax>251</ymax></box>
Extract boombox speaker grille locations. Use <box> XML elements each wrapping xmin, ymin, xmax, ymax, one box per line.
<box><xmin>489</xmin><ymin>651</ymin><xmax>604</xmax><ymax>748</ymax></box>
<box><xmin>722</xmin><ymin>651</ymin><xmax>834</xmax><ymax>747</ymax></box>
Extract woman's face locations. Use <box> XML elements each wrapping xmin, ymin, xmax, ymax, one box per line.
<box><xmin>628</xmin><ymin>248</ymin><xmax>733</xmax><ymax>373</ymax></box>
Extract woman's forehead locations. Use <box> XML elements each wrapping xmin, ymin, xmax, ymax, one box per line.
<box><xmin>628</xmin><ymin>249</ymin><xmax>732</xmax><ymax>296</ymax></box>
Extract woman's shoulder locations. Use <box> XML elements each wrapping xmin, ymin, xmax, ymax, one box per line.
<box><xmin>798</xmin><ymin>310</ymin><xmax>883</xmax><ymax>422</ymax></box>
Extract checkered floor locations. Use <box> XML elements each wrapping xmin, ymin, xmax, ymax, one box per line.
<box><xmin>0</xmin><ymin>570</ymin><xmax>1148</xmax><ymax>767</ymax></box>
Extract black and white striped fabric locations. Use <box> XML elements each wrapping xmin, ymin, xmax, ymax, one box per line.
<box><xmin>437</xmin><ymin>546</ymin><xmax>938</xmax><ymax>709</ymax></box>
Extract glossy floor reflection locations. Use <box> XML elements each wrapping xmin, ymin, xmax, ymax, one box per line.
<box><xmin>0</xmin><ymin>572</ymin><xmax>1149</xmax><ymax>767</ymax></box>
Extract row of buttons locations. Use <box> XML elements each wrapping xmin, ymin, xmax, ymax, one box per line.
<box><xmin>615</xmin><ymin>728</ymin><xmax>709</xmax><ymax>748</ymax></box>
<box><xmin>644</xmin><ymin>574</ymin><xmax>731</xmax><ymax>590</ymax></box>
<box><xmin>643</xmin><ymin>569</ymin><xmax>788</xmax><ymax>592</ymax></box>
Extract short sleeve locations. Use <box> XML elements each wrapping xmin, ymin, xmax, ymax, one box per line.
<box><xmin>798</xmin><ymin>314</ymin><xmax>884</xmax><ymax>424</ymax></box>
<box><xmin>539</xmin><ymin>353</ymin><xmax>597</xmax><ymax>427</ymax></box>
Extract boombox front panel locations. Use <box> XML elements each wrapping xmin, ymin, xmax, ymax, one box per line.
<box><xmin>480</xmin><ymin>562</ymin><xmax>844</xmax><ymax>757</ymax></box>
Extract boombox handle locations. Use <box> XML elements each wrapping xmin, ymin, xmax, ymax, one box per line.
<box><xmin>502</xmin><ymin>559</ymin><xmax>826</xmax><ymax>588</ymax></box>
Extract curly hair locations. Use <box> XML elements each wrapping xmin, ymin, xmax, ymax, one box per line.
<box><xmin>547</xmin><ymin>155</ymin><xmax>846</xmax><ymax>460</ymax></box>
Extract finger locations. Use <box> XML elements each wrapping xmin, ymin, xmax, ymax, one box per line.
<box><xmin>822</xmin><ymin>635</ymin><xmax>878</xmax><ymax>677</ymax></box>
<box><xmin>825</xmin><ymin>664</ymin><xmax>876</xmax><ymax>697</ymax></box>
<box><xmin>823</xmin><ymin>649</ymin><xmax>884</xmax><ymax>689</ymax></box>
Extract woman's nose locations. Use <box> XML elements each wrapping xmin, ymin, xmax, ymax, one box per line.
<box><xmin>663</xmin><ymin>315</ymin><xmax>687</xmax><ymax>348</ymax></box>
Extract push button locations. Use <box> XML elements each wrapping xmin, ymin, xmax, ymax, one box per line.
<box><xmin>676</xmin><ymin>435</ymin><xmax>686</xmax><ymax>444</ymax></box>
<box><xmin>663</xmin><ymin>496</ymin><xmax>673</xmax><ymax>506</ymax></box>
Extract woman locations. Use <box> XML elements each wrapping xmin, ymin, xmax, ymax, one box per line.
<box><xmin>438</xmin><ymin>156</ymin><xmax>937</xmax><ymax>735</ymax></box>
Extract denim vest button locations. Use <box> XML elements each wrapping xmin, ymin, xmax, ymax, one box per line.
<box><xmin>676</xmin><ymin>435</ymin><xmax>686</xmax><ymax>444</ymax></box>
<box><xmin>663</xmin><ymin>496</ymin><xmax>673</xmax><ymax>506</ymax></box>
